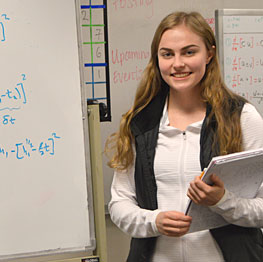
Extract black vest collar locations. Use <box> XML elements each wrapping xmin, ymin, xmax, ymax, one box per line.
<box><xmin>130</xmin><ymin>84</ymin><xmax>169</xmax><ymax>136</ymax></box>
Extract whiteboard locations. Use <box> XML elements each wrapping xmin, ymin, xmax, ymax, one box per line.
<box><xmin>0</xmin><ymin>0</ymin><xmax>94</xmax><ymax>260</ymax></box>
<box><xmin>95</xmin><ymin>0</ymin><xmax>263</xmax><ymax>206</ymax></box>
<box><xmin>216</xmin><ymin>9</ymin><xmax>263</xmax><ymax>116</ymax></box>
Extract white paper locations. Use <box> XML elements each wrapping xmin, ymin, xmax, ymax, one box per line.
<box><xmin>186</xmin><ymin>148</ymin><xmax>263</xmax><ymax>233</ymax></box>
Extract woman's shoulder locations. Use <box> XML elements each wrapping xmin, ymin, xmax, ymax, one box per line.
<box><xmin>241</xmin><ymin>102</ymin><xmax>262</xmax><ymax>118</ymax></box>
<box><xmin>241</xmin><ymin>103</ymin><xmax>263</xmax><ymax>150</ymax></box>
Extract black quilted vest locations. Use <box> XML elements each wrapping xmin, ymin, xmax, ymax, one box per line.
<box><xmin>128</xmin><ymin>85</ymin><xmax>263</xmax><ymax>262</ymax></box>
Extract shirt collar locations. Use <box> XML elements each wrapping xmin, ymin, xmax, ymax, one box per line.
<box><xmin>160</xmin><ymin>98</ymin><xmax>204</xmax><ymax>131</ymax></box>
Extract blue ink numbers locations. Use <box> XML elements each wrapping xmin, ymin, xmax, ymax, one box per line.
<box><xmin>0</xmin><ymin>13</ymin><xmax>10</xmax><ymax>42</ymax></box>
<box><xmin>0</xmin><ymin>133</ymin><xmax>61</xmax><ymax>160</ymax></box>
<box><xmin>21</xmin><ymin>74</ymin><xmax>26</xmax><ymax>81</ymax></box>
<box><xmin>0</xmin><ymin>74</ymin><xmax>27</xmax><ymax>112</ymax></box>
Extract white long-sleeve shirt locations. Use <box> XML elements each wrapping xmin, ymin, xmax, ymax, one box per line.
<box><xmin>109</xmin><ymin>103</ymin><xmax>263</xmax><ymax>262</ymax></box>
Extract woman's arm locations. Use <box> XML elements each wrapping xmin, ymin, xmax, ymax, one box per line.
<box><xmin>209</xmin><ymin>186</ymin><xmax>263</xmax><ymax>227</ymax></box>
<box><xmin>208</xmin><ymin>103</ymin><xmax>263</xmax><ymax>227</ymax></box>
<box><xmin>108</xmin><ymin>166</ymin><xmax>161</xmax><ymax>238</ymax></box>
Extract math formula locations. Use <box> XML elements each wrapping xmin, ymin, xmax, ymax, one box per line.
<box><xmin>0</xmin><ymin>74</ymin><xmax>27</xmax><ymax>126</ymax></box>
<box><xmin>224</xmin><ymin>34</ymin><xmax>263</xmax><ymax>105</ymax></box>
<box><xmin>0</xmin><ymin>133</ymin><xmax>61</xmax><ymax>160</ymax></box>
<box><xmin>223</xmin><ymin>15</ymin><xmax>263</xmax><ymax>110</ymax></box>
<box><xmin>0</xmin><ymin>74</ymin><xmax>27</xmax><ymax>110</ymax></box>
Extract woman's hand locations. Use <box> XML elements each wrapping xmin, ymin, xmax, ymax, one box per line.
<box><xmin>156</xmin><ymin>211</ymin><xmax>192</xmax><ymax>237</ymax></box>
<box><xmin>187</xmin><ymin>174</ymin><xmax>225</xmax><ymax>206</ymax></box>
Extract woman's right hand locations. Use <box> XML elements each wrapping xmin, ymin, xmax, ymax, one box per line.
<box><xmin>156</xmin><ymin>211</ymin><xmax>192</xmax><ymax>237</ymax></box>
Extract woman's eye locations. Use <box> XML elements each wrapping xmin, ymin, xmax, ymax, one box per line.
<box><xmin>185</xmin><ymin>50</ymin><xmax>195</xmax><ymax>56</ymax></box>
<box><xmin>161</xmin><ymin>52</ymin><xmax>172</xmax><ymax>58</ymax></box>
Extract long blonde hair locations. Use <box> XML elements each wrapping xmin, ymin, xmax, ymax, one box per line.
<box><xmin>106</xmin><ymin>11</ymin><xmax>246</xmax><ymax>170</ymax></box>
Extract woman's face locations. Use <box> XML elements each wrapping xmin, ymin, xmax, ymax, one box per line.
<box><xmin>158</xmin><ymin>24</ymin><xmax>212</xmax><ymax>94</ymax></box>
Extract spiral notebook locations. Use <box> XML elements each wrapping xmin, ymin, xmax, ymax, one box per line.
<box><xmin>185</xmin><ymin>148</ymin><xmax>263</xmax><ymax>233</ymax></box>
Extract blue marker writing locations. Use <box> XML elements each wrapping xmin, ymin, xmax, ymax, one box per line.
<box><xmin>0</xmin><ymin>74</ymin><xmax>27</xmax><ymax>112</ymax></box>
<box><xmin>0</xmin><ymin>14</ymin><xmax>10</xmax><ymax>42</ymax></box>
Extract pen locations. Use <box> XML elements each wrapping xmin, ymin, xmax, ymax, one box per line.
<box><xmin>200</xmin><ymin>167</ymin><xmax>208</xmax><ymax>179</ymax></box>
<box><xmin>200</xmin><ymin>170</ymin><xmax>205</xmax><ymax>179</ymax></box>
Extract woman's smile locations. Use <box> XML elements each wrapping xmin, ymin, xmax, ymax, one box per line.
<box><xmin>171</xmin><ymin>72</ymin><xmax>192</xmax><ymax>79</ymax></box>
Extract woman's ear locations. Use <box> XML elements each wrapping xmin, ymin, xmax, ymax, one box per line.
<box><xmin>206</xmin><ymin>45</ymin><xmax>216</xmax><ymax>64</ymax></box>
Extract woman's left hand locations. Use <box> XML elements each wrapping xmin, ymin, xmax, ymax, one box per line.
<box><xmin>187</xmin><ymin>174</ymin><xmax>225</xmax><ymax>206</ymax></box>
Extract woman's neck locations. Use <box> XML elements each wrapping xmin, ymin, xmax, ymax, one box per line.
<box><xmin>167</xmin><ymin>89</ymin><xmax>206</xmax><ymax>130</ymax></box>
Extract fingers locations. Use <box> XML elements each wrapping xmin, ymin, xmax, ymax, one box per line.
<box><xmin>210</xmin><ymin>174</ymin><xmax>224</xmax><ymax>188</ymax></box>
<box><xmin>187</xmin><ymin>175</ymin><xmax>225</xmax><ymax>206</ymax></box>
<box><xmin>187</xmin><ymin>185</ymin><xmax>203</xmax><ymax>204</ymax></box>
<box><xmin>188</xmin><ymin>176</ymin><xmax>211</xmax><ymax>202</ymax></box>
<box><xmin>156</xmin><ymin>211</ymin><xmax>192</xmax><ymax>237</ymax></box>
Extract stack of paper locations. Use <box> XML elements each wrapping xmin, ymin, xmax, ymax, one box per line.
<box><xmin>185</xmin><ymin>148</ymin><xmax>263</xmax><ymax>233</ymax></box>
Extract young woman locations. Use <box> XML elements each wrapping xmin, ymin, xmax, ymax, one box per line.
<box><xmin>107</xmin><ymin>11</ymin><xmax>263</xmax><ymax>262</ymax></box>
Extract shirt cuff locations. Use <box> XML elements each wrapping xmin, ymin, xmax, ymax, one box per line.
<box><xmin>209</xmin><ymin>189</ymin><xmax>229</xmax><ymax>209</ymax></box>
<box><xmin>151</xmin><ymin>209</ymin><xmax>162</xmax><ymax>236</ymax></box>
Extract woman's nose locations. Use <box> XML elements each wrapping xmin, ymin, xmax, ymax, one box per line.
<box><xmin>173</xmin><ymin>55</ymin><xmax>185</xmax><ymax>68</ymax></box>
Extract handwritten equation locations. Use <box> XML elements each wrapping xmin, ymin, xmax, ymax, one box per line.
<box><xmin>252</xmin><ymin>90</ymin><xmax>263</xmax><ymax>104</ymax></box>
<box><xmin>0</xmin><ymin>74</ymin><xmax>27</xmax><ymax>110</ymax></box>
<box><xmin>224</xmin><ymin>33</ymin><xmax>263</xmax><ymax>108</ymax></box>
<box><xmin>226</xmin><ymin>74</ymin><xmax>263</xmax><ymax>86</ymax></box>
<box><xmin>229</xmin><ymin>56</ymin><xmax>263</xmax><ymax>71</ymax></box>
<box><xmin>0</xmin><ymin>74</ymin><xmax>27</xmax><ymax>126</ymax></box>
<box><xmin>225</xmin><ymin>36</ymin><xmax>263</xmax><ymax>51</ymax></box>
<box><xmin>0</xmin><ymin>13</ymin><xmax>10</xmax><ymax>42</ymax></box>
<box><xmin>0</xmin><ymin>133</ymin><xmax>61</xmax><ymax>160</ymax></box>
<box><xmin>224</xmin><ymin>16</ymin><xmax>263</xmax><ymax>32</ymax></box>
<box><xmin>226</xmin><ymin>75</ymin><xmax>263</xmax><ymax>104</ymax></box>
